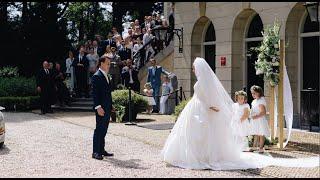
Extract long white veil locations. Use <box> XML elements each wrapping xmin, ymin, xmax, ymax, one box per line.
<box><xmin>192</xmin><ymin>57</ymin><xmax>319</xmax><ymax>169</ymax></box>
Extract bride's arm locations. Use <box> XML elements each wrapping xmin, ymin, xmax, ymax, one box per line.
<box><xmin>195</xmin><ymin>84</ymin><xmax>219</xmax><ymax>112</ymax></box>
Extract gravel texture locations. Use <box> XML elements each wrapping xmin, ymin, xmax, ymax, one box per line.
<box><xmin>0</xmin><ymin>112</ymin><xmax>319</xmax><ymax>178</ymax></box>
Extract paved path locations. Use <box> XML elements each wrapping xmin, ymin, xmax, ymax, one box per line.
<box><xmin>0</xmin><ymin>111</ymin><xmax>319</xmax><ymax>178</ymax></box>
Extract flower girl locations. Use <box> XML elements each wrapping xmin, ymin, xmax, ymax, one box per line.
<box><xmin>143</xmin><ymin>83</ymin><xmax>156</xmax><ymax>115</ymax></box>
<box><xmin>249</xmin><ymin>85</ymin><xmax>270</xmax><ymax>153</ymax></box>
<box><xmin>232</xmin><ymin>90</ymin><xmax>251</xmax><ymax>151</ymax></box>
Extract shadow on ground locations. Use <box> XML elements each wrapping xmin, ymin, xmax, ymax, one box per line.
<box><xmin>0</xmin><ymin>144</ymin><xmax>11</xmax><ymax>155</ymax></box>
<box><xmin>286</xmin><ymin>141</ymin><xmax>320</xmax><ymax>155</ymax></box>
<box><xmin>103</xmin><ymin>158</ymin><xmax>148</xmax><ymax>170</ymax></box>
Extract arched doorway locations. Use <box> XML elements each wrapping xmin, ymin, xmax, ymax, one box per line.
<box><xmin>300</xmin><ymin>12</ymin><xmax>320</xmax><ymax>129</ymax></box>
<box><xmin>203</xmin><ymin>22</ymin><xmax>216</xmax><ymax>72</ymax></box>
<box><xmin>245</xmin><ymin>14</ymin><xmax>264</xmax><ymax>104</ymax></box>
<box><xmin>191</xmin><ymin>16</ymin><xmax>216</xmax><ymax>94</ymax></box>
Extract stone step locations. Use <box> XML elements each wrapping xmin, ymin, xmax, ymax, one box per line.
<box><xmin>70</xmin><ymin>101</ymin><xmax>94</xmax><ymax>107</ymax></box>
<box><xmin>52</xmin><ymin>105</ymin><xmax>93</xmax><ymax>112</ymax></box>
<box><xmin>73</xmin><ymin>97</ymin><xmax>93</xmax><ymax>102</ymax></box>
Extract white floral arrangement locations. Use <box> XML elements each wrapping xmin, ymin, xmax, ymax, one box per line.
<box><xmin>251</xmin><ymin>19</ymin><xmax>281</xmax><ymax>87</ymax></box>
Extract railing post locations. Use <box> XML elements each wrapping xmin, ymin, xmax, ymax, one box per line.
<box><xmin>175</xmin><ymin>89</ymin><xmax>178</xmax><ymax>106</ymax></box>
<box><xmin>179</xmin><ymin>86</ymin><xmax>183</xmax><ymax>101</ymax></box>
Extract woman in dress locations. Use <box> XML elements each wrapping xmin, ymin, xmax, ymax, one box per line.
<box><xmin>161</xmin><ymin>57</ymin><xmax>319</xmax><ymax>170</ymax></box>
<box><xmin>65</xmin><ymin>51</ymin><xmax>75</xmax><ymax>96</ymax></box>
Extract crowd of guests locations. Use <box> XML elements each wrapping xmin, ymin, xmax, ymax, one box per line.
<box><xmin>36</xmin><ymin>4</ymin><xmax>176</xmax><ymax>115</ymax></box>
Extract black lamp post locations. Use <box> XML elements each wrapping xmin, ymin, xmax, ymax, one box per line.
<box><xmin>303</xmin><ymin>2</ymin><xmax>319</xmax><ymax>22</ymax></box>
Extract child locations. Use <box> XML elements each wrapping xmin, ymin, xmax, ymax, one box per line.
<box><xmin>249</xmin><ymin>85</ymin><xmax>270</xmax><ymax>153</ymax></box>
<box><xmin>143</xmin><ymin>83</ymin><xmax>156</xmax><ymax>114</ymax></box>
<box><xmin>159</xmin><ymin>75</ymin><xmax>173</xmax><ymax>114</ymax></box>
<box><xmin>232</xmin><ymin>90</ymin><xmax>251</xmax><ymax>152</ymax></box>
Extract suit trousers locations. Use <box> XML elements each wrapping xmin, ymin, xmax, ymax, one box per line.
<box><xmin>93</xmin><ymin>112</ymin><xmax>110</xmax><ymax>155</ymax></box>
<box><xmin>152</xmin><ymin>85</ymin><xmax>160</xmax><ymax>111</ymax></box>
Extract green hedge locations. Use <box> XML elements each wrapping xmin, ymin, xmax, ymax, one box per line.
<box><xmin>174</xmin><ymin>98</ymin><xmax>191</xmax><ymax>121</ymax></box>
<box><xmin>112</xmin><ymin>90</ymin><xmax>148</xmax><ymax>122</ymax></box>
<box><xmin>0</xmin><ymin>96</ymin><xmax>40</xmax><ymax>111</ymax></box>
<box><xmin>0</xmin><ymin>77</ymin><xmax>37</xmax><ymax>97</ymax></box>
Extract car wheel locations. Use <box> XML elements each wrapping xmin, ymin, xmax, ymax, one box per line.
<box><xmin>0</xmin><ymin>142</ymin><xmax>4</xmax><ymax>148</ymax></box>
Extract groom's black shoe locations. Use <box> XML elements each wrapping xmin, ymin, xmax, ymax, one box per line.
<box><xmin>101</xmin><ymin>151</ymin><xmax>113</xmax><ymax>157</ymax></box>
<box><xmin>92</xmin><ymin>153</ymin><xmax>103</xmax><ymax>160</ymax></box>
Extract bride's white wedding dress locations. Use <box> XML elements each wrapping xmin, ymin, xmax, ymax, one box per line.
<box><xmin>161</xmin><ymin>57</ymin><xmax>319</xmax><ymax>170</ymax></box>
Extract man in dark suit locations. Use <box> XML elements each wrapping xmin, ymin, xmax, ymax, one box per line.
<box><xmin>72</xmin><ymin>46</ymin><xmax>89</xmax><ymax>98</ymax></box>
<box><xmin>36</xmin><ymin>61</ymin><xmax>55</xmax><ymax>114</ymax></box>
<box><xmin>147</xmin><ymin>58</ymin><xmax>171</xmax><ymax>112</ymax></box>
<box><xmin>91</xmin><ymin>55</ymin><xmax>114</xmax><ymax>160</ymax></box>
<box><xmin>122</xmin><ymin>59</ymin><xmax>140</xmax><ymax>92</ymax></box>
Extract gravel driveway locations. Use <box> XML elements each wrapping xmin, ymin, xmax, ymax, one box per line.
<box><xmin>0</xmin><ymin>112</ymin><xmax>318</xmax><ymax>178</ymax></box>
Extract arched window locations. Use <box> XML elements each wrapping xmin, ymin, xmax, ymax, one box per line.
<box><xmin>203</xmin><ymin>22</ymin><xmax>216</xmax><ymax>72</ymax></box>
<box><xmin>245</xmin><ymin>14</ymin><xmax>264</xmax><ymax>104</ymax></box>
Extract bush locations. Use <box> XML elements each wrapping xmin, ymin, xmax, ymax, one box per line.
<box><xmin>112</xmin><ymin>90</ymin><xmax>148</xmax><ymax>122</ymax></box>
<box><xmin>0</xmin><ymin>96</ymin><xmax>40</xmax><ymax>111</ymax></box>
<box><xmin>174</xmin><ymin>98</ymin><xmax>191</xmax><ymax>121</ymax></box>
<box><xmin>0</xmin><ymin>66</ymin><xmax>19</xmax><ymax>78</ymax></box>
<box><xmin>0</xmin><ymin>77</ymin><xmax>37</xmax><ymax>97</ymax></box>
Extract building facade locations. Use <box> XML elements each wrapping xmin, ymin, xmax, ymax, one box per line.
<box><xmin>167</xmin><ymin>2</ymin><xmax>319</xmax><ymax>127</ymax></box>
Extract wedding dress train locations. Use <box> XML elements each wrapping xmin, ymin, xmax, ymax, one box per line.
<box><xmin>160</xmin><ymin>57</ymin><xmax>319</xmax><ymax>170</ymax></box>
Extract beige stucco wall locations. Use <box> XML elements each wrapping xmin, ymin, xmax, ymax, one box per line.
<box><xmin>171</xmin><ymin>2</ymin><xmax>313</xmax><ymax>117</ymax></box>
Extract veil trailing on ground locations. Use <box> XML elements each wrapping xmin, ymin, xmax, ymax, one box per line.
<box><xmin>161</xmin><ymin>57</ymin><xmax>319</xmax><ymax>170</ymax></box>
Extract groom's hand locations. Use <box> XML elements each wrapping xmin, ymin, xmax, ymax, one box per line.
<box><xmin>97</xmin><ymin>107</ymin><xmax>105</xmax><ymax>116</ymax></box>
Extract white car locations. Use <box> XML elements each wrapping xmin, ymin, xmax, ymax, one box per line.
<box><xmin>0</xmin><ymin>106</ymin><xmax>5</xmax><ymax>148</ymax></box>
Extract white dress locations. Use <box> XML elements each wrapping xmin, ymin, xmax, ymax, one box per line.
<box><xmin>160</xmin><ymin>57</ymin><xmax>319</xmax><ymax>170</ymax></box>
<box><xmin>232</xmin><ymin>103</ymin><xmax>251</xmax><ymax>151</ymax></box>
<box><xmin>144</xmin><ymin>89</ymin><xmax>156</xmax><ymax>106</ymax></box>
<box><xmin>250</xmin><ymin>97</ymin><xmax>270</xmax><ymax>137</ymax></box>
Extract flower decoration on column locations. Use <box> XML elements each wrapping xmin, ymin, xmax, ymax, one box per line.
<box><xmin>251</xmin><ymin>18</ymin><xmax>281</xmax><ymax>87</ymax></box>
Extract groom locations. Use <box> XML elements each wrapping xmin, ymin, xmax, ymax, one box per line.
<box><xmin>92</xmin><ymin>55</ymin><xmax>114</xmax><ymax>160</ymax></box>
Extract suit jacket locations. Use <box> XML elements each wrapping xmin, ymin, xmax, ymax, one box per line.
<box><xmin>36</xmin><ymin>68</ymin><xmax>54</xmax><ymax>91</ymax></box>
<box><xmin>92</xmin><ymin>70</ymin><xmax>113</xmax><ymax>113</ymax></box>
<box><xmin>122</xmin><ymin>66</ymin><xmax>139</xmax><ymax>87</ymax></box>
<box><xmin>118</xmin><ymin>46</ymin><xmax>132</xmax><ymax>61</ymax></box>
<box><xmin>72</xmin><ymin>53</ymin><xmax>89</xmax><ymax>73</ymax></box>
<box><xmin>147</xmin><ymin>66</ymin><xmax>169</xmax><ymax>88</ymax></box>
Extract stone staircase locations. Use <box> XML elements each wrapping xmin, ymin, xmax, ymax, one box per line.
<box><xmin>52</xmin><ymin>97</ymin><xmax>94</xmax><ymax>112</ymax></box>
<box><xmin>52</xmin><ymin>41</ymin><xmax>174</xmax><ymax>112</ymax></box>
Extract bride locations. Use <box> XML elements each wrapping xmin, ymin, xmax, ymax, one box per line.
<box><xmin>161</xmin><ymin>57</ymin><xmax>319</xmax><ymax>170</ymax></box>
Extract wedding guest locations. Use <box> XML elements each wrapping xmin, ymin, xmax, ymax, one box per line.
<box><xmin>118</xmin><ymin>40</ymin><xmax>132</xmax><ymax>61</ymax></box>
<box><xmin>143</xmin><ymin>28</ymin><xmax>155</xmax><ymax>63</ymax></box>
<box><xmin>65</xmin><ymin>51</ymin><xmax>75</xmax><ymax>96</ymax></box>
<box><xmin>112</xmin><ymin>27</ymin><xmax>120</xmax><ymax>37</ymax></box>
<box><xmin>159</xmin><ymin>75</ymin><xmax>173</xmax><ymax>115</ymax></box>
<box><xmin>87</xmin><ymin>48</ymin><xmax>99</xmax><ymax>94</ymax></box>
<box><xmin>108</xmin><ymin>47</ymin><xmax>122</xmax><ymax>90</ymax></box>
<box><xmin>132</xmin><ymin>37</ymin><xmax>144</xmax><ymax>68</ymax></box>
<box><xmin>143</xmin><ymin>83</ymin><xmax>156</xmax><ymax>115</ymax></box>
<box><xmin>36</xmin><ymin>61</ymin><xmax>54</xmax><ymax>114</ymax></box>
<box><xmin>232</xmin><ymin>90</ymin><xmax>251</xmax><ymax>152</ymax></box>
<box><xmin>249</xmin><ymin>85</ymin><xmax>270</xmax><ymax>153</ymax></box>
<box><xmin>72</xmin><ymin>46</ymin><xmax>89</xmax><ymax>98</ymax></box>
<box><xmin>53</xmin><ymin>62</ymin><xmax>71</xmax><ymax>107</ymax></box>
<box><xmin>147</xmin><ymin>58</ymin><xmax>171</xmax><ymax>113</ymax></box>
<box><xmin>121</xmin><ymin>59</ymin><xmax>140</xmax><ymax>92</ymax></box>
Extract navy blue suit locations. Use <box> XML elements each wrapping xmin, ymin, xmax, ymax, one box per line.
<box><xmin>92</xmin><ymin>69</ymin><xmax>113</xmax><ymax>155</ymax></box>
<box><xmin>147</xmin><ymin>66</ymin><xmax>170</xmax><ymax>111</ymax></box>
